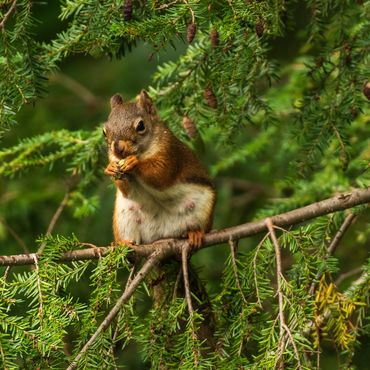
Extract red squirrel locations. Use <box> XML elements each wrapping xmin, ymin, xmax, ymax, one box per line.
<box><xmin>103</xmin><ymin>90</ymin><xmax>215</xmax><ymax>247</ymax></box>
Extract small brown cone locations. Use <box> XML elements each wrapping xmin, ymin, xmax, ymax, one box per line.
<box><xmin>182</xmin><ymin>116</ymin><xmax>198</xmax><ymax>139</ymax></box>
<box><xmin>363</xmin><ymin>81</ymin><xmax>370</xmax><ymax>100</ymax></box>
<box><xmin>123</xmin><ymin>0</ymin><xmax>133</xmax><ymax>21</ymax></box>
<box><xmin>204</xmin><ymin>87</ymin><xmax>218</xmax><ymax>109</ymax></box>
<box><xmin>351</xmin><ymin>107</ymin><xmax>359</xmax><ymax>119</ymax></box>
<box><xmin>255</xmin><ymin>19</ymin><xmax>264</xmax><ymax>38</ymax></box>
<box><xmin>210</xmin><ymin>28</ymin><xmax>219</xmax><ymax>48</ymax></box>
<box><xmin>187</xmin><ymin>23</ymin><xmax>197</xmax><ymax>43</ymax></box>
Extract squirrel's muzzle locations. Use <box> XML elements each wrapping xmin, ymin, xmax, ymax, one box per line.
<box><xmin>111</xmin><ymin>140</ymin><xmax>133</xmax><ymax>158</ymax></box>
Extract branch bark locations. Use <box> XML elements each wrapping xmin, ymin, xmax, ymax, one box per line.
<box><xmin>1</xmin><ymin>187</ymin><xmax>369</xmax><ymax>267</ymax></box>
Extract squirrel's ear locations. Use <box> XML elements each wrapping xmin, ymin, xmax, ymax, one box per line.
<box><xmin>110</xmin><ymin>94</ymin><xmax>123</xmax><ymax>109</ymax></box>
<box><xmin>137</xmin><ymin>90</ymin><xmax>156</xmax><ymax>115</ymax></box>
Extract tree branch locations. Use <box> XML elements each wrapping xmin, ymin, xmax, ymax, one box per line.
<box><xmin>49</xmin><ymin>72</ymin><xmax>103</xmax><ymax>109</ymax></box>
<box><xmin>335</xmin><ymin>267</ymin><xmax>362</xmax><ymax>286</ymax></box>
<box><xmin>0</xmin><ymin>187</ymin><xmax>369</xmax><ymax>267</ymax></box>
<box><xmin>181</xmin><ymin>243</ymin><xmax>194</xmax><ymax>316</ymax></box>
<box><xmin>0</xmin><ymin>0</ymin><xmax>17</xmax><ymax>29</ymax></box>
<box><xmin>327</xmin><ymin>212</ymin><xmax>357</xmax><ymax>255</ymax></box>
<box><xmin>0</xmin><ymin>217</ymin><xmax>29</xmax><ymax>253</ymax></box>
<box><xmin>308</xmin><ymin>212</ymin><xmax>357</xmax><ymax>295</ymax></box>
<box><xmin>229</xmin><ymin>237</ymin><xmax>247</xmax><ymax>303</ymax></box>
<box><xmin>267</xmin><ymin>218</ymin><xmax>303</xmax><ymax>370</ymax></box>
<box><xmin>67</xmin><ymin>249</ymin><xmax>162</xmax><ymax>370</ymax></box>
<box><xmin>266</xmin><ymin>218</ymin><xmax>286</xmax><ymax>369</ymax></box>
<box><xmin>38</xmin><ymin>191</ymin><xmax>70</xmax><ymax>254</ymax></box>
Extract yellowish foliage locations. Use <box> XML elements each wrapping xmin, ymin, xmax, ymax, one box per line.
<box><xmin>313</xmin><ymin>275</ymin><xmax>365</xmax><ymax>349</ymax></box>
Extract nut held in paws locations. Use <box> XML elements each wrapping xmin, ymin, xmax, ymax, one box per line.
<box><xmin>118</xmin><ymin>159</ymin><xmax>126</xmax><ymax>169</ymax></box>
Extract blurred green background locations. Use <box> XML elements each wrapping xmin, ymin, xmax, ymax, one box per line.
<box><xmin>1</xmin><ymin>2</ymin><xmax>369</xmax><ymax>369</ymax></box>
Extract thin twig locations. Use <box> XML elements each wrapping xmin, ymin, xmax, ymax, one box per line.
<box><xmin>282</xmin><ymin>322</ymin><xmax>303</xmax><ymax>370</ymax></box>
<box><xmin>309</xmin><ymin>213</ymin><xmax>357</xmax><ymax>295</ymax></box>
<box><xmin>229</xmin><ymin>237</ymin><xmax>247</xmax><ymax>304</ymax></box>
<box><xmin>32</xmin><ymin>255</ymin><xmax>44</xmax><ymax>330</ymax></box>
<box><xmin>49</xmin><ymin>73</ymin><xmax>103</xmax><ymax>108</ymax></box>
<box><xmin>345</xmin><ymin>271</ymin><xmax>369</xmax><ymax>297</ymax></box>
<box><xmin>253</xmin><ymin>232</ymin><xmax>270</xmax><ymax>307</ymax></box>
<box><xmin>181</xmin><ymin>243</ymin><xmax>200</xmax><ymax>367</ymax></box>
<box><xmin>327</xmin><ymin>213</ymin><xmax>357</xmax><ymax>255</ymax></box>
<box><xmin>0</xmin><ymin>0</ymin><xmax>17</xmax><ymax>29</ymax></box>
<box><xmin>332</xmin><ymin>124</ymin><xmax>348</xmax><ymax>163</ymax></box>
<box><xmin>2</xmin><ymin>266</ymin><xmax>11</xmax><ymax>287</ymax></box>
<box><xmin>0</xmin><ymin>217</ymin><xmax>29</xmax><ymax>253</ymax></box>
<box><xmin>38</xmin><ymin>191</ymin><xmax>70</xmax><ymax>254</ymax></box>
<box><xmin>124</xmin><ymin>265</ymin><xmax>136</xmax><ymax>292</ymax></box>
<box><xmin>155</xmin><ymin>0</ymin><xmax>179</xmax><ymax>10</ymax></box>
<box><xmin>1</xmin><ymin>187</ymin><xmax>369</xmax><ymax>267</ymax></box>
<box><xmin>335</xmin><ymin>267</ymin><xmax>362</xmax><ymax>286</ymax></box>
<box><xmin>266</xmin><ymin>218</ymin><xmax>286</xmax><ymax>369</ymax></box>
<box><xmin>45</xmin><ymin>191</ymin><xmax>70</xmax><ymax>234</ymax></box>
<box><xmin>181</xmin><ymin>243</ymin><xmax>194</xmax><ymax>316</ymax></box>
<box><xmin>172</xmin><ymin>268</ymin><xmax>183</xmax><ymax>300</ymax></box>
<box><xmin>67</xmin><ymin>250</ymin><xmax>161</xmax><ymax>370</ymax></box>
<box><xmin>183</xmin><ymin>0</ymin><xmax>195</xmax><ymax>24</ymax></box>
<box><xmin>109</xmin><ymin>265</ymin><xmax>137</xmax><ymax>367</ymax></box>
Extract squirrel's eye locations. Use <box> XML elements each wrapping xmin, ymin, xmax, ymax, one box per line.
<box><xmin>135</xmin><ymin>120</ymin><xmax>146</xmax><ymax>134</ymax></box>
<box><xmin>103</xmin><ymin>128</ymin><xmax>107</xmax><ymax>137</ymax></box>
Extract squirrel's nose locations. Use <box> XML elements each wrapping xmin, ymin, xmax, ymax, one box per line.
<box><xmin>112</xmin><ymin>140</ymin><xmax>126</xmax><ymax>156</ymax></box>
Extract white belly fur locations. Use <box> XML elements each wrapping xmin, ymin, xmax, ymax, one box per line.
<box><xmin>114</xmin><ymin>180</ymin><xmax>214</xmax><ymax>244</ymax></box>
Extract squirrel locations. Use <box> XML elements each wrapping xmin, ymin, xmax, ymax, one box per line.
<box><xmin>103</xmin><ymin>90</ymin><xmax>215</xmax><ymax>248</ymax></box>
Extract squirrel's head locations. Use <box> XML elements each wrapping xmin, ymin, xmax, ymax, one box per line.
<box><xmin>103</xmin><ymin>90</ymin><xmax>158</xmax><ymax>160</ymax></box>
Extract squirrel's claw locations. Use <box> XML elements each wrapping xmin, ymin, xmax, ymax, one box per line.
<box><xmin>187</xmin><ymin>230</ymin><xmax>205</xmax><ymax>248</ymax></box>
<box><xmin>105</xmin><ymin>157</ymin><xmax>139</xmax><ymax>180</ymax></box>
<box><xmin>104</xmin><ymin>161</ymin><xmax>119</xmax><ymax>176</ymax></box>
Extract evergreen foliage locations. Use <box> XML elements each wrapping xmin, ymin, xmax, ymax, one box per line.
<box><xmin>0</xmin><ymin>0</ymin><xmax>369</xmax><ymax>369</ymax></box>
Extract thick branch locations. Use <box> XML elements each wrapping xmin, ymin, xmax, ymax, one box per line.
<box><xmin>0</xmin><ymin>187</ymin><xmax>369</xmax><ymax>267</ymax></box>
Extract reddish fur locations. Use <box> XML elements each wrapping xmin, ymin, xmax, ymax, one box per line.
<box><xmin>136</xmin><ymin>128</ymin><xmax>211</xmax><ymax>191</ymax></box>
<box><xmin>134</xmin><ymin>130</ymin><xmax>215</xmax><ymax>234</ymax></box>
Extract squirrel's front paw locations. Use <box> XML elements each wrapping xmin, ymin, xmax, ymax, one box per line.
<box><xmin>104</xmin><ymin>161</ymin><xmax>125</xmax><ymax>180</ymax></box>
<box><xmin>118</xmin><ymin>155</ymin><xmax>139</xmax><ymax>173</ymax></box>
<box><xmin>105</xmin><ymin>161</ymin><xmax>119</xmax><ymax>176</ymax></box>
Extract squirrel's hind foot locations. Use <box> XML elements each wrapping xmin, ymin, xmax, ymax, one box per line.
<box><xmin>187</xmin><ymin>230</ymin><xmax>205</xmax><ymax>248</ymax></box>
